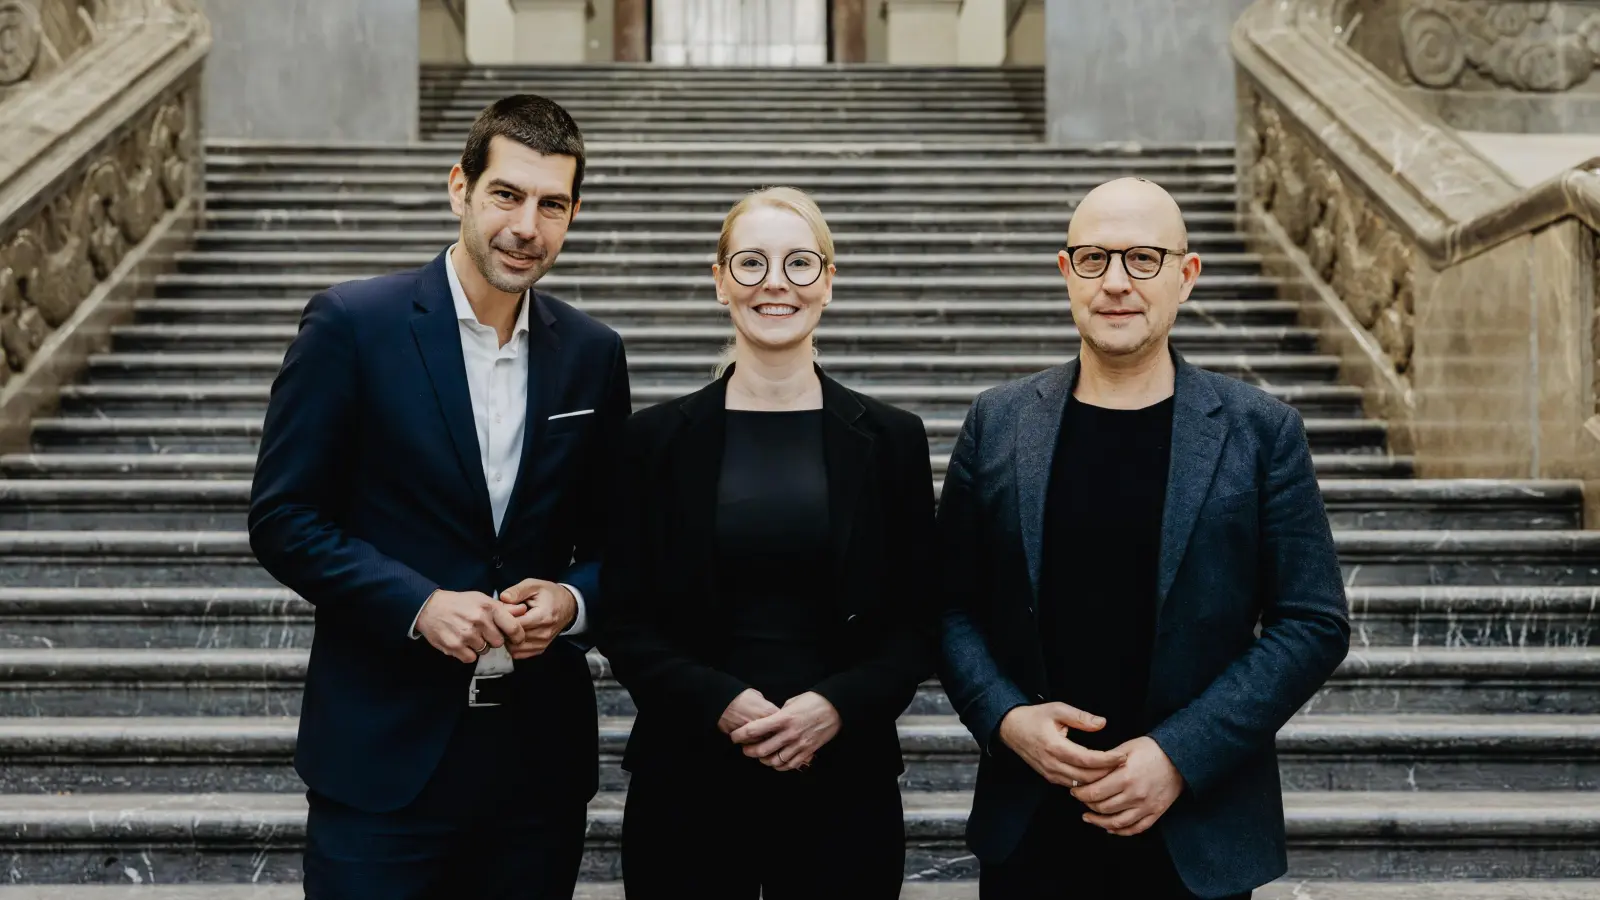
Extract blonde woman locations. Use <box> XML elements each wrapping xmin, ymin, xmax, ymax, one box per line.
<box><xmin>596</xmin><ymin>187</ymin><xmax>936</xmax><ymax>898</ymax></box>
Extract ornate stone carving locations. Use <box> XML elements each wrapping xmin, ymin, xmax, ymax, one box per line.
<box><xmin>1244</xmin><ymin>87</ymin><xmax>1418</xmax><ymax>379</ymax></box>
<box><xmin>0</xmin><ymin>88</ymin><xmax>197</xmax><ymax>381</ymax></box>
<box><xmin>0</xmin><ymin>0</ymin><xmax>41</xmax><ymax>85</ymax></box>
<box><xmin>1593</xmin><ymin>231</ymin><xmax>1600</xmax><ymax>414</ymax></box>
<box><xmin>1400</xmin><ymin>0</ymin><xmax>1600</xmax><ymax>91</ymax></box>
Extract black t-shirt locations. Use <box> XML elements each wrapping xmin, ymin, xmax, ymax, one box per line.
<box><xmin>715</xmin><ymin>409</ymin><xmax>832</xmax><ymax>705</ymax></box>
<box><xmin>1037</xmin><ymin>394</ymin><xmax>1175</xmax><ymax>752</ymax></box>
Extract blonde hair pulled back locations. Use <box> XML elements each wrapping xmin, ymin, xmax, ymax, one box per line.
<box><xmin>713</xmin><ymin>186</ymin><xmax>835</xmax><ymax>379</ymax></box>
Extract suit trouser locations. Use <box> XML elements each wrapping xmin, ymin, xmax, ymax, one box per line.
<box><xmin>621</xmin><ymin>761</ymin><xmax>905</xmax><ymax>900</ymax></box>
<box><xmin>303</xmin><ymin>704</ymin><xmax>588</xmax><ymax>900</ymax></box>
<box><xmin>979</xmin><ymin>789</ymin><xmax>1252</xmax><ymax>900</ymax></box>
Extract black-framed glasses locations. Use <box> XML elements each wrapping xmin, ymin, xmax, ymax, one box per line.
<box><xmin>1064</xmin><ymin>245</ymin><xmax>1186</xmax><ymax>280</ymax></box>
<box><xmin>725</xmin><ymin>248</ymin><xmax>826</xmax><ymax>287</ymax></box>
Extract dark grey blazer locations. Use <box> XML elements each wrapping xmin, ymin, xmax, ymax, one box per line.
<box><xmin>937</xmin><ymin>352</ymin><xmax>1350</xmax><ymax>898</ymax></box>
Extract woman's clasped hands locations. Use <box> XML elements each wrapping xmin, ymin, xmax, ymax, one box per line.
<box><xmin>718</xmin><ymin>688</ymin><xmax>841</xmax><ymax>772</ymax></box>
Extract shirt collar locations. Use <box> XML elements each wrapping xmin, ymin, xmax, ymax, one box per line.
<box><xmin>446</xmin><ymin>243</ymin><xmax>531</xmax><ymax>337</ymax></box>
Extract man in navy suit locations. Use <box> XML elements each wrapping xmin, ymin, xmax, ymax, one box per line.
<box><xmin>936</xmin><ymin>178</ymin><xmax>1350</xmax><ymax>899</ymax></box>
<box><xmin>248</xmin><ymin>95</ymin><xmax>630</xmax><ymax>899</ymax></box>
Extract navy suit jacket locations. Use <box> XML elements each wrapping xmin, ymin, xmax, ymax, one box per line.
<box><xmin>247</xmin><ymin>250</ymin><xmax>631</xmax><ymax>813</ymax></box>
<box><xmin>937</xmin><ymin>352</ymin><xmax>1350</xmax><ymax>898</ymax></box>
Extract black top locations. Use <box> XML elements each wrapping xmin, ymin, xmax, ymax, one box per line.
<box><xmin>1037</xmin><ymin>393</ymin><xmax>1175</xmax><ymax>752</ymax></box>
<box><xmin>716</xmin><ymin>409</ymin><xmax>832</xmax><ymax>706</ymax></box>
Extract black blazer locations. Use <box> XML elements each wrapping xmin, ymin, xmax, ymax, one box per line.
<box><xmin>247</xmin><ymin>250</ymin><xmax>631</xmax><ymax>813</ymax></box>
<box><xmin>596</xmin><ymin>366</ymin><xmax>938</xmax><ymax>778</ymax></box>
<box><xmin>938</xmin><ymin>353</ymin><xmax>1350</xmax><ymax>898</ymax></box>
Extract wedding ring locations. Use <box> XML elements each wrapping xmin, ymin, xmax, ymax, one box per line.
<box><xmin>1071</xmin><ymin>779</ymin><xmax>1080</xmax><ymax>787</ymax></box>
<box><xmin>475</xmin><ymin>641</ymin><xmax>490</xmax><ymax>654</ymax></box>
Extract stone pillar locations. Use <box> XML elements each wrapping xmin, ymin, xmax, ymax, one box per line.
<box><xmin>1007</xmin><ymin>0</ymin><xmax>1044</xmax><ymax>65</ymax></box>
<box><xmin>833</xmin><ymin>0</ymin><xmax>867</xmax><ymax>63</ymax></box>
<box><xmin>510</xmin><ymin>0</ymin><xmax>589</xmax><ymax>62</ymax></box>
<box><xmin>1044</xmin><ymin>0</ymin><xmax>1252</xmax><ymax>143</ymax></box>
<box><xmin>885</xmin><ymin>0</ymin><xmax>961</xmax><ymax>64</ymax></box>
<box><xmin>199</xmin><ymin>0</ymin><xmax>418</xmax><ymax>142</ymax></box>
<box><xmin>466</xmin><ymin>0</ymin><xmax>516</xmax><ymax>63</ymax></box>
<box><xmin>420</xmin><ymin>0</ymin><xmax>469</xmax><ymax>63</ymax></box>
<box><xmin>957</xmin><ymin>0</ymin><xmax>1006</xmax><ymax>65</ymax></box>
<box><xmin>614</xmin><ymin>0</ymin><xmax>648</xmax><ymax>60</ymax></box>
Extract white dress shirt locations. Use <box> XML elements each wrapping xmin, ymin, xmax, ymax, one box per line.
<box><xmin>409</xmin><ymin>246</ymin><xmax>588</xmax><ymax>673</ymax></box>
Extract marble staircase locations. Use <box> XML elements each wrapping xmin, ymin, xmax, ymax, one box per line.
<box><xmin>0</xmin><ymin>66</ymin><xmax>1596</xmax><ymax>896</ymax></box>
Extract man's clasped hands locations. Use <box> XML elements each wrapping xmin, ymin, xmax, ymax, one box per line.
<box><xmin>414</xmin><ymin>578</ymin><xmax>580</xmax><ymax>661</ymax></box>
<box><xmin>998</xmin><ymin>701</ymin><xmax>1187</xmax><ymax>837</ymax></box>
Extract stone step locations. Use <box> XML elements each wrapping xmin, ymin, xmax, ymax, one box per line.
<box><xmin>411</xmin><ymin>89</ymin><xmax>1040</xmax><ymax>104</ymax></box>
<box><xmin>2</xmin><ymin>713</ymin><xmax>1597</xmax><ymax>795</ymax></box>
<box><xmin>106</xmin><ymin>322</ymin><xmax>1313</xmax><ymax>357</ymax></box>
<box><xmin>78</xmin><ymin>351</ymin><xmax>1351</xmax><ymax>391</ymax></box>
<box><xmin>1</xmin><ymin>643</ymin><xmax>1598</xmax><ymax>716</ymax></box>
<box><xmin>420</xmin><ymin>94</ymin><xmax>1044</xmax><ymax>109</ymax></box>
<box><xmin>0</xmin><ymin>479</ymin><xmax>1577</xmax><ymax>532</ymax></box>
<box><xmin>129</xmin><ymin>296</ymin><xmax>1290</xmax><ymax>327</ymax></box>
<box><xmin>4</xmin><ymin>878</ymin><xmax>1592</xmax><ymax>899</ymax></box>
<box><xmin>200</xmin><ymin>188</ymin><xmax>1239</xmax><ymax>214</ymax></box>
<box><xmin>419</xmin><ymin>94</ymin><xmax>1042</xmax><ymax>110</ymax></box>
<box><xmin>167</xmin><ymin>251</ymin><xmax>1268</xmax><ymax>279</ymax></box>
<box><xmin>16</xmin><ymin>581</ymin><xmax>1582</xmax><ymax>652</ymax></box>
<box><xmin>202</xmin><ymin>208</ymin><xmax>1242</xmax><ymax>232</ymax></box>
<box><xmin>0</xmin><ymin>450</ymin><xmax>1412</xmax><ymax>483</ymax></box>
<box><xmin>419</xmin><ymin>62</ymin><xmax>1042</xmax><ymax>77</ymax></box>
<box><xmin>419</xmin><ymin>127</ymin><xmax>1047</xmax><ymax>142</ymax></box>
<box><xmin>27</xmin><ymin>412</ymin><xmax>1385</xmax><ymax>457</ymax></box>
<box><xmin>203</xmin><ymin>137</ymin><xmax>1228</xmax><ymax>158</ymax></box>
<box><xmin>2</xmin><ymin>529</ymin><xmax>1594</xmax><ymax>589</ymax></box>
<box><xmin>188</xmin><ymin>230</ymin><xmax>1253</xmax><ymax>255</ymax></box>
<box><xmin>202</xmin><ymin>152</ymin><xmax>1232</xmax><ymax>175</ymax></box>
<box><xmin>201</xmin><ymin>171</ymin><xmax>1233</xmax><ymax>193</ymax></box>
<box><xmin>56</xmin><ymin>378</ymin><xmax>1361</xmax><ymax>421</ymax></box>
<box><xmin>151</xmin><ymin>272</ymin><xmax>1281</xmax><ymax>301</ymax></box>
<box><xmin>0</xmin><ymin>791</ymin><xmax>1595</xmax><ymax>882</ymax></box>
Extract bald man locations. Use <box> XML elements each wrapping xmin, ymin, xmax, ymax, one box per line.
<box><xmin>936</xmin><ymin>178</ymin><xmax>1350</xmax><ymax>899</ymax></box>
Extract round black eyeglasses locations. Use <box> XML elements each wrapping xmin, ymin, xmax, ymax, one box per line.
<box><xmin>725</xmin><ymin>249</ymin><xmax>826</xmax><ymax>287</ymax></box>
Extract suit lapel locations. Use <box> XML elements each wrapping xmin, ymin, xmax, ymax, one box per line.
<box><xmin>675</xmin><ymin>376</ymin><xmax>729</xmax><ymax>606</ymax></box>
<box><xmin>501</xmin><ymin>293</ymin><xmax>562</xmax><ymax>536</ymax></box>
<box><xmin>820</xmin><ymin>371</ymin><xmax>873</xmax><ymax>577</ymax></box>
<box><xmin>1156</xmin><ymin>359</ymin><xmax>1226</xmax><ymax>616</ymax></box>
<box><xmin>410</xmin><ymin>255</ymin><xmax>493</xmax><ymax>537</ymax></box>
<box><xmin>1015</xmin><ymin>362</ymin><xmax>1075</xmax><ymax>609</ymax></box>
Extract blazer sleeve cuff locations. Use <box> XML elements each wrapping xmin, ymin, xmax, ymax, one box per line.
<box><xmin>962</xmin><ymin>681</ymin><xmax>1033</xmax><ymax>756</ymax></box>
<box><xmin>695</xmin><ymin>672</ymin><xmax>754</xmax><ymax>734</ymax></box>
<box><xmin>1148</xmin><ymin>711</ymin><xmax>1224</xmax><ymax>797</ymax></box>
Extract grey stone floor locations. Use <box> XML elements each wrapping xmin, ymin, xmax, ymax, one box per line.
<box><xmin>6</xmin><ymin>882</ymin><xmax>1600</xmax><ymax>899</ymax></box>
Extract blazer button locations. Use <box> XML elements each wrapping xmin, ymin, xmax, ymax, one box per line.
<box><xmin>491</xmin><ymin>556</ymin><xmax>503</xmax><ymax>569</ymax></box>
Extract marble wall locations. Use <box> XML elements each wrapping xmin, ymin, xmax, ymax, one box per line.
<box><xmin>198</xmin><ymin>0</ymin><xmax>419</xmax><ymax>142</ymax></box>
<box><xmin>1044</xmin><ymin>0</ymin><xmax>1254</xmax><ymax>143</ymax></box>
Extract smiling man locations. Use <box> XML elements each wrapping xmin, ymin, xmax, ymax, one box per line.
<box><xmin>248</xmin><ymin>95</ymin><xmax>630</xmax><ymax>899</ymax></box>
<box><xmin>936</xmin><ymin>177</ymin><xmax>1350</xmax><ymax>899</ymax></box>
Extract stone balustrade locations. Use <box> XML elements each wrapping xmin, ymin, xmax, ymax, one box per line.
<box><xmin>1232</xmin><ymin>0</ymin><xmax>1600</xmax><ymax>523</ymax></box>
<box><xmin>0</xmin><ymin>0</ymin><xmax>208</xmax><ymax>453</ymax></box>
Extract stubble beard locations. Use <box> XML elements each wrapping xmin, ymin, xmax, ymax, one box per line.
<box><xmin>462</xmin><ymin>207</ymin><xmax>554</xmax><ymax>295</ymax></box>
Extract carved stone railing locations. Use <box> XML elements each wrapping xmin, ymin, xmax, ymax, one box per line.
<box><xmin>0</xmin><ymin>0</ymin><xmax>209</xmax><ymax>452</ymax></box>
<box><xmin>1232</xmin><ymin>0</ymin><xmax>1600</xmax><ymax>522</ymax></box>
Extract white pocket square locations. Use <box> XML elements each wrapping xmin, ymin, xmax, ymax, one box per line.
<box><xmin>548</xmin><ymin>409</ymin><xmax>595</xmax><ymax>420</ymax></box>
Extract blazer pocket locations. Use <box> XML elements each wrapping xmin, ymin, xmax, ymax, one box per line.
<box><xmin>544</xmin><ymin>410</ymin><xmax>595</xmax><ymax>437</ymax></box>
<box><xmin>1198</xmin><ymin>488</ymin><xmax>1257</xmax><ymax>520</ymax></box>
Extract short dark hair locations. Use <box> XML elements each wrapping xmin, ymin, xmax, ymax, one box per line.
<box><xmin>459</xmin><ymin>94</ymin><xmax>586</xmax><ymax>201</ymax></box>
